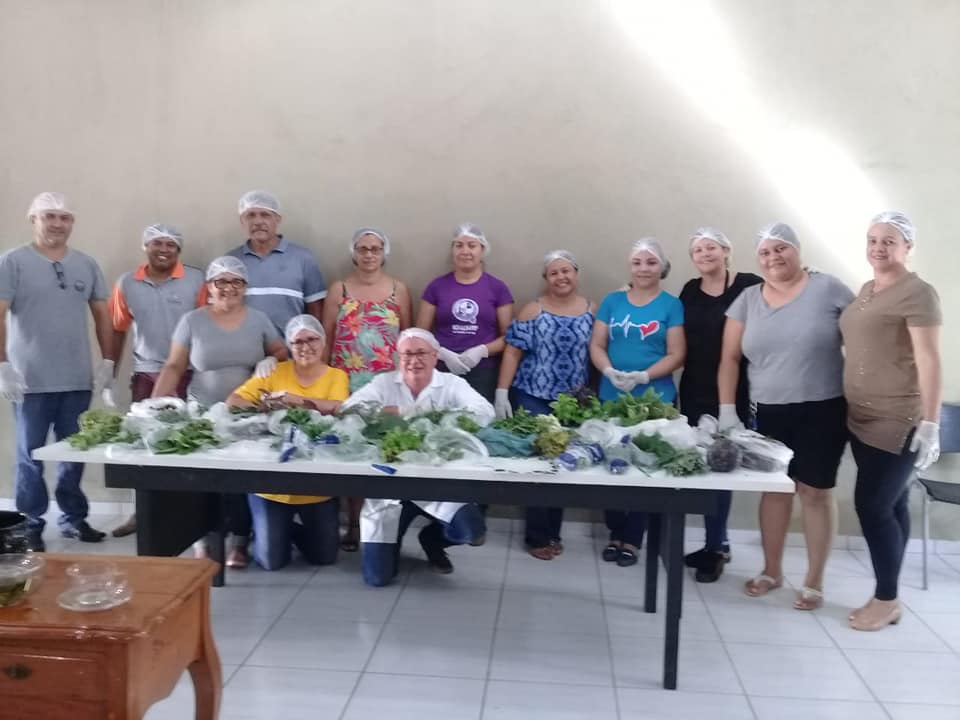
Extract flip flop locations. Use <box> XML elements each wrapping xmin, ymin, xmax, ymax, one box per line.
<box><xmin>744</xmin><ymin>573</ymin><xmax>783</xmax><ymax>597</ymax></box>
<box><xmin>528</xmin><ymin>546</ymin><xmax>554</xmax><ymax>561</ymax></box>
<box><xmin>793</xmin><ymin>586</ymin><xmax>824</xmax><ymax>611</ymax></box>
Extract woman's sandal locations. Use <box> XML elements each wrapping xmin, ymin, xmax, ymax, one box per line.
<box><xmin>616</xmin><ymin>548</ymin><xmax>639</xmax><ymax>567</ymax></box>
<box><xmin>602</xmin><ymin>543</ymin><xmax>621</xmax><ymax>562</ymax></box>
<box><xmin>528</xmin><ymin>546</ymin><xmax>555</xmax><ymax>561</ymax></box>
<box><xmin>793</xmin><ymin>586</ymin><xmax>824</xmax><ymax>611</ymax></box>
<box><xmin>340</xmin><ymin>524</ymin><xmax>360</xmax><ymax>552</ymax></box>
<box><xmin>548</xmin><ymin>540</ymin><xmax>564</xmax><ymax>557</ymax></box>
<box><xmin>744</xmin><ymin>574</ymin><xmax>783</xmax><ymax>597</ymax></box>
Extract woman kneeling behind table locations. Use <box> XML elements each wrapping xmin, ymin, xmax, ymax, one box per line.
<box><xmin>840</xmin><ymin>212</ymin><xmax>942</xmax><ymax>632</ymax></box>
<box><xmin>227</xmin><ymin>315</ymin><xmax>349</xmax><ymax>571</ymax></box>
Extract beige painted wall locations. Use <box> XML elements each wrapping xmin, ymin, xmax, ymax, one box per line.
<box><xmin>1</xmin><ymin>0</ymin><xmax>957</xmax><ymax>538</ymax></box>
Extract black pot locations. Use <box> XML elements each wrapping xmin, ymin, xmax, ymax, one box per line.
<box><xmin>0</xmin><ymin>511</ymin><xmax>30</xmax><ymax>554</ymax></box>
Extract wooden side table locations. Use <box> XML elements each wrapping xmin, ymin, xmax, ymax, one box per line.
<box><xmin>0</xmin><ymin>554</ymin><xmax>221</xmax><ymax>719</ymax></box>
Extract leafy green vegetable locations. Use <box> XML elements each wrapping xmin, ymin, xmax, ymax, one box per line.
<box><xmin>362</xmin><ymin>413</ymin><xmax>410</xmax><ymax>441</ymax></box>
<box><xmin>455</xmin><ymin>415</ymin><xmax>481</xmax><ymax>433</ymax></box>
<box><xmin>68</xmin><ymin>409</ymin><xmax>125</xmax><ymax>449</ymax></box>
<box><xmin>631</xmin><ymin>432</ymin><xmax>678</xmax><ymax>464</ymax></box>
<box><xmin>491</xmin><ymin>406</ymin><xmax>540</xmax><ymax>435</ymax></box>
<box><xmin>550</xmin><ymin>387</ymin><xmax>678</xmax><ymax>427</ymax></box>
<box><xmin>283</xmin><ymin>408</ymin><xmax>313</xmax><ymax>427</ymax></box>
<box><xmin>379</xmin><ymin>427</ymin><xmax>425</xmax><ymax>462</ymax></box>
<box><xmin>152</xmin><ymin>420</ymin><xmax>220</xmax><ymax>455</ymax></box>
<box><xmin>532</xmin><ymin>414</ymin><xmax>571</xmax><ymax>458</ymax></box>
<box><xmin>410</xmin><ymin>409</ymin><xmax>447</xmax><ymax>424</ymax></box>
<box><xmin>632</xmin><ymin>432</ymin><xmax>705</xmax><ymax>475</ymax></box>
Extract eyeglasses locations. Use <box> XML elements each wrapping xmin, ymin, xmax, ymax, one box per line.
<box><xmin>399</xmin><ymin>350</ymin><xmax>435</xmax><ymax>361</ymax></box>
<box><xmin>354</xmin><ymin>246</ymin><xmax>384</xmax><ymax>256</ymax></box>
<box><xmin>52</xmin><ymin>261</ymin><xmax>66</xmax><ymax>290</ymax></box>
<box><xmin>212</xmin><ymin>278</ymin><xmax>246</xmax><ymax>290</ymax></box>
<box><xmin>290</xmin><ymin>337</ymin><xmax>323</xmax><ymax>348</ymax></box>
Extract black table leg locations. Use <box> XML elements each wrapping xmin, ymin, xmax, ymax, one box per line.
<box><xmin>644</xmin><ymin>512</ymin><xmax>662</xmax><ymax>613</ymax></box>
<box><xmin>134</xmin><ymin>488</ymin><xmax>210</xmax><ymax>558</ymax></box>
<box><xmin>207</xmin><ymin>494</ymin><xmax>227</xmax><ymax>588</ymax></box>
<box><xmin>662</xmin><ymin>511</ymin><xmax>685</xmax><ymax>689</ymax></box>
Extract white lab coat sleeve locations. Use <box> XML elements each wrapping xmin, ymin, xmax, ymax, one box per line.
<box><xmin>445</xmin><ymin>375</ymin><xmax>495</xmax><ymax>423</ymax></box>
<box><xmin>360</xmin><ymin>498</ymin><xmax>403</xmax><ymax>543</ymax></box>
<box><xmin>340</xmin><ymin>372</ymin><xmax>392</xmax><ymax>411</ymax></box>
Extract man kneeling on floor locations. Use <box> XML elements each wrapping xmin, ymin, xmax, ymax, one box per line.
<box><xmin>340</xmin><ymin>328</ymin><xmax>494</xmax><ymax>586</ymax></box>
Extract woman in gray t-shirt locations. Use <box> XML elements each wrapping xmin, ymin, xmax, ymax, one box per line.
<box><xmin>718</xmin><ymin>223</ymin><xmax>854</xmax><ymax>612</ymax></box>
<box><xmin>153</xmin><ymin>256</ymin><xmax>286</xmax><ymax>568</ymax></box>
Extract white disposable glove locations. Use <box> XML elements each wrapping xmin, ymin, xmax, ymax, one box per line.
<box><xmin>457</xmin><ymin>344</ymin><xmax>489</xmax><ymax>371</ymax></box>
<box><xmin>718</xmin><ymin>403</ymin><xmax>744</xmax><ymax>432</ymax></box>
<box><xmin>627</xmin><ymin>370</ymin><xmax>650</xmax><ymax>388</ymax></box>
<box><xmin>603</xmin><ymin>366</ymin><xmax>635</xmax><ymax>393</ymax></box>
<box><xmin>101</xmin><ymin>388</ymin><xmax>117</xmax><ymax>408</ymax></box>
<box><xmin>910</xmin><ymin>420</ymin><xmax>941</xmax><ymax>470</ymax></box>
<box><xmin>255</xmin><ymin>356</ymin><xmax>278</xmax><ymax>378</ymax></box>
<box><xmin>94</xmin><ymin>359</ymin><xmax>115</xmax><ymax>393</ymax></box>
<box><xmin>0</xmin><ymin>362</ymin><xmax>26</xmax><ymax>403</ymax></box>
<box><xmin>438</xmin><ymin>347</ymin><xmax>470</xmax><ymax>375</ymax></box>
<box><xmin>494</xmin><ymin>388</ymin><xmax>513</xmax><ymax>419</ymax></box>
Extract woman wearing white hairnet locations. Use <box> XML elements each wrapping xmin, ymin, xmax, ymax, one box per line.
<box><xmin>839</xmin><ymin>212</ymin><xmax>942</xmax><ymax>631</ymax></box>
<box><xmin>154</xmin><ymin>256</ymin><xmax>287</xmax><ymax>568</ymax></box>
<box><xmin>416</xmin><ymin>223</ymin><xmax>514</xmax><ymax>402</ymax></box>
<box><xmin>590</xmin><ymin>238</ymin><xmax>686</xmax><ymax>567</ymax></box>
<box><xmin>227</xmin><ymin>315</ymin><xmax>350</xmax><ymax>570</ymax></box>
<box><xmin>679</xmin><ymin>228</ymin><xmax>761</xmax><ymax>583</ymax></box>
<box><xmin>718</xmin><ymin>223</ymin><xmax>853</xmax><ymax>610</ymax></box>
<box><xmin>322</xmin><ymin>228</ymin><xmax>413</xmax><ymax>552</ymax></box>
<box><xmin>496</xmin><ymin>251</ymin><xmax>594</xmax><ymax>560</ymax></box>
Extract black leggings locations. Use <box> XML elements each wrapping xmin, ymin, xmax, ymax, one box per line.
<box><xmin>851</xmin><ymin>433</ymin><xmax>917</xmax><ymax>601</ymax></box>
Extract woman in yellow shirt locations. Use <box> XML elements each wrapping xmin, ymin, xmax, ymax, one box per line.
<box><xmin>227</xmin><ymin>314</ymin><xmax>349</xmax><ymax>570</ymax></box>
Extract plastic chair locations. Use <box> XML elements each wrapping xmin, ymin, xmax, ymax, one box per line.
<box><xmin>916</xmin><ymin>403</ymin><xmax>960</xmax><ymax>590</ymax></box>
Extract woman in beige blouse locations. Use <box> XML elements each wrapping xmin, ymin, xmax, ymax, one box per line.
<box><xmin>839</xmin><ymin>211</ymin><xmax>942</xmax><ymax>631</ymax></box>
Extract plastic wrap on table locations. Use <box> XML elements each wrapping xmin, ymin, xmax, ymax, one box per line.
<box><xmin>475</xmin><ymin>426</ymin><xmax>537</xmax><ymax>457</ymax></box>
<box><xmin>128</xmin><ymin>397</ymin><xmax>191</xmax><ymax>423</ymax></box>
<box><xmin>266</xmin><ymin>408</ymin><xmax>328</xmax><ymax>436</ymax></box>
<box><xmin>626</xmin><ymin>418</ymin><xmax>699</xmax><ymax>449</ymax></box>
<box><xmin>727</xmin><ymin>428</ymin><xmax>793</xmax><ymax>473</ymax></box>
<box><xmin>555</xmin><ymin>441</ymin><xmax>604</xmax><ymax>471</ymax></box>
<box><xmin>313</xmin><ymin>438</ymin><xmax>380</xmax><ymax>462</ymax></box>
<box><xmin>575</xmin><ymin>419</ymin><xmax>624</xmax><ymax>447</ymax></box>
<box><xmin>204</xmin><ymin>403</ymin><xmax>272</xmax><ymax>440</ymax></box>
<box><xmin>438</xmin><ymin>412</ymin><xmax>491</xmax><ymax>432</ymax></box>
<box><xmin>423</xmin><ymin>427</ymin><xmax>489</xmax><ymax>462</ymax></box>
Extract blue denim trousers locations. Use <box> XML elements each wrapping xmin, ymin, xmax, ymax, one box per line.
<box><xmin>247</xmin><ymin>495</ymin><xmax>340</xmax><ymax>571</ymax></box>
<box><xmin>14</xmin><ymin>391</ymin><xmax>92</xmax><ymax>532</ymax></box>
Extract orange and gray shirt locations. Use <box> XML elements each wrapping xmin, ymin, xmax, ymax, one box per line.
<box><xmin>109</xmin><ymin>263</ymin><xmax>207</xmax><ymax>372</ymax></box>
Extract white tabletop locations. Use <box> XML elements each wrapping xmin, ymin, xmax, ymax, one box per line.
<box><xmin>34</xmin><ymin>441</ymin><xmax>793</xmax><ymax>493</ymax></box>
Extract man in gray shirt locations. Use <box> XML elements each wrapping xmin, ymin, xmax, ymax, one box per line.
<box><xmin>228</xmin><ymin>190</ymin><xmax>326</xmax><ymax>338</ymax></box>
<box><xmin>0</xmin><ymin>192</ymin><xmax>115</xmax><ymax>550</ymax></box>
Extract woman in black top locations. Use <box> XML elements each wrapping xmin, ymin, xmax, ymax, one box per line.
<box><xmin>679</xmin><ymin>227</ymin><xmax>762</xmax><ymax>582</ymax></box>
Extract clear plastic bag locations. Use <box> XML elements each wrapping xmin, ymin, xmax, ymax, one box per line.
<box><xmin>204</xmin><ymin>402</ymin><xmax>272</xmax><ymax>440</ymax></box>
<box><xmin>128</xmin><ymin>397</ymin><xmax>190</xmax><ymax>423</ymax></box>
<box><xmin>423</xmin><ymin>427</ymin><xmax>489</xmax><ymax>462</ymax></box>
<box><xmin>575</xmin><ymin>419</ymin><xmax>624</xmax><ymax>447</ymax></box>
<box><xmin>627</xmin><ymin>418</ymin><xmax>699</xmax><ymax>449</ymax></box>
<box><xmin>727</xmin><ymin>428</ymin><xmax>793</xmax><ymax>473</ymax></box>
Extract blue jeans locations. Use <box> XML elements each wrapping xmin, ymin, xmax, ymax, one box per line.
<box><xmin>14</xmin><ymin>391</ymin><xmax>92</xmax><ymax>532</ymax></box>
<box><xmin>362</xmin><ymin>502</ymin><xmax>486</xmax><ymax>587</ymax></box>
<box><xmin>247</xmin><ymin>495</ymin><xmax>340</xmax><ymax>571</ymax></box>
<box><xmin>513</xmin><ymin>389</ymin><xmax>566</xmax><ymax>548</ymax></box>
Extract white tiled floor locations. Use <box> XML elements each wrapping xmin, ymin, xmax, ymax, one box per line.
<box><xmin>33</xmin><ymin>514</ymin><xmax>960</xmax><ymax>719</ymax></box>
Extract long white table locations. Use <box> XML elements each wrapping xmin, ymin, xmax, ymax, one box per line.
<box><xmin>34</xmin><ymin>440</ymin><xmax>792</xmax><ymax>690</ymax></box>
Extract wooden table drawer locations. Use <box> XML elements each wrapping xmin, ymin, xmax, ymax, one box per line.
<box><xmin>0</xmin><ymin>651</ymin><xmax>103</xmax><ymax>701</ymax></box>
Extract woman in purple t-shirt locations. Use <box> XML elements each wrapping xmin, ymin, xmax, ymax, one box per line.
<box><xmin>416</xmin><ymin>223</ymin><xmax>514</xmax><ymax>401</ymax></box>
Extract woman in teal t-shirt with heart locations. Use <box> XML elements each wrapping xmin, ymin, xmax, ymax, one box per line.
<box><xmin>589</xmin><ymin>237</ymin><xmax>686</xmax><ymax>566</ymax></box>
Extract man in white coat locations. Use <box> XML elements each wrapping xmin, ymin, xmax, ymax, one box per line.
<box><xmin>340</xmin><ymin>328</ymin><xmax>494</xmax><ymax>586</ymax></box>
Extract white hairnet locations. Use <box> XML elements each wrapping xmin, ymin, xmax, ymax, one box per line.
<box><xmin>205</xmin><ymin>255</ymin><xmax>249</xmax><ymax>282</ymax></box>
<box><xmin>238</xmin><ymin>190</ymin><xmax>281</xmax><ymax>216</ymax></box>
<box><xmin>398</xmin><ymin>328</ymin><xmax>441</xmax><ymax>351</ymax></box>
<box><xmin>453</xmin><ymin>222</ymin><xmax>489</xmax><ymax>254</ymax></box>
<box><xmin>27</xmin><ymin>192</ymin><xmax>73</xmax><ymax>220</ymax></box>
<box><xmin>142</xmin><ymin>223</ymin><xmax>183</xmax><ymax>249</ymax></box>
<box><xmin>542</xmin><ymin>249</ymin><xmax>578</xmax><ymax>274</ymax></box>
<box><xmin>350</xmin><ymin>227</ymin><xmax>391</xmax><ymax>257</ymax></box>
<box><xmin>285</xmin><ymin>314</ymin><xmax>325</xmax><ymax>346</ymax></box>
<box><xmin>629</xmin><ymin>237</ymin><xmax>671</xmax><ymax>279</ymax></box>
<box><xmin>689</xmin><ymin>226</ymin><xmax>731</xmax><ymax>251</ymax></box>
<box><xmin>755</xmin><ymin>222</ymin><xmax>800</xmax><ymax>252</ymax></box>
<box><xmin>870</xmin><ymin>211</ymin><xmax>916</xmax><ymax>245</ymax></box>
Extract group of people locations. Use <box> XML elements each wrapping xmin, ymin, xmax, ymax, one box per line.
<box><xmin>0</xmin><ymin>189</ymin><xmax>942</xmax><ymax>632</ymax></box>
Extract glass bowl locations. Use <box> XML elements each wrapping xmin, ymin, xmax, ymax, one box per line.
<box><xmin>0</xmin><ymin>554</ymin><xmax>45</xmax><ymax>607</ymax></box>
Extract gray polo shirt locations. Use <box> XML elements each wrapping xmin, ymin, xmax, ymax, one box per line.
<box><xmin>110</xmin><ymin>263</ymin><xmax>206</xmax><ymax>372</ymax></box>
<box><xmin>0</xmin><ymin>244</ymin><xmax>108</xmax><ymax>393</ymax></box>
<box><xmin>171</xmin><ymin>306</ymin><xmax>280</xmax><ymax>407</ymax></box>
<box><xmin>227</xmin><ymin>236</ymin><xmax>326</xmax><ymax>335</ymax></box>
<box><xmin>726</xmin><ymin>272</ymin><xmax>854</xmax><ymax>405</ymax></box>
